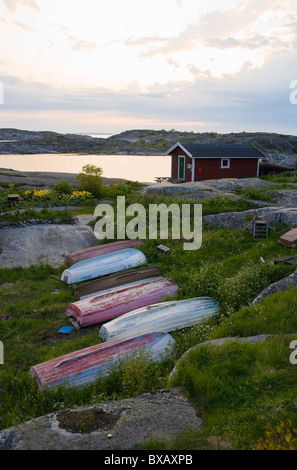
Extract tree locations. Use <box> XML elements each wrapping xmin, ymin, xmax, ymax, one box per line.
<box><xmin>76</xmin><ymin>164</ymin><xmax>103</xmax><ymax>198</ymax></box>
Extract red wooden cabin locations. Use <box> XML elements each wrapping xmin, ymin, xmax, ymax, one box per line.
<box><xmin>166</xmin><ymin>142</ymin><xmax>265</xmax><ymax>182</ymax></box>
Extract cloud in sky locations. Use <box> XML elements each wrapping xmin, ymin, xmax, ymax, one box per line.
<box><xmin>0</xmin><ymin>0</ymin><xmax>296</xmax><ymax>134</ymax></box>
<box><xmin>14</xmin><ymin>20</ymin><xmax>37</xmax><ymax>33</ymax></box>
<box><xmin>1</xmin><ymin>47</ymin><xmax>296</xmax><ymax>135</ymax></box>
<box><xmin>2</xmin><ymin>0</ymin><xmax>39</xmax><ymax>12</ymax></box>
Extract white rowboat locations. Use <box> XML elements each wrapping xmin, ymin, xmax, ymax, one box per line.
<box><xmin>99</xmin><ymin>297</ymin><xmax>220</xmax><ymax>342</ymax></box>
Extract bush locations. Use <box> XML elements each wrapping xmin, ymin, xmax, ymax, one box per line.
<box><xmin>103</xmin><ymin>180</ymin><xmax>143</xmax><ymax>198</ymax></box>
<box><xmin>253</xmin><ymin>420</ymin><xmax>297</xmax><ymax>450</ymax></box>
<box><xmin>70</xmin><ymin>190</ymin><xmax>93</xmax><ymax>201</ymax></box>
<box><xmin>53</xmin><ymin>180</ymin><xmax>73</xmax><ymax>195</ymax></box>
<box><xmin>24</xmin><ymin>189</ymin><xmax>53</xmax><ymax>202</ymax></box>
<box><xmin>76</xmin><ymin>165</ymin><xmax>103</xmax><ymax>198</ymax></box>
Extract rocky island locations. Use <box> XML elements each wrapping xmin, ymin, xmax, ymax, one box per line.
<box><xmin>0</xmin><ymin>128</ymin><xmax>297</xmax><ymax>168</ymax></box>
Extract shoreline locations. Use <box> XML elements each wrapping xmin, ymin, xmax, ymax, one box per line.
<box><xmin>0</xmin><ymin>168</ymin><xmax>130</xmax><ymax>189</ymax></box>
<box><xmin>0</xmin><ymin>167</ymin><xmax>157</xmax><ymax>188</ymax></box>
<box><xmin>0</xmin><ymin>153</ymin><xmax>171</xmax><ymax>186</ymax></box>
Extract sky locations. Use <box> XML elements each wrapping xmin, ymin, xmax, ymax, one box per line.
<box><xmin>0</xmin><ymin>0</ymin><xmax>296</xmax><ymax>135</ymax></box>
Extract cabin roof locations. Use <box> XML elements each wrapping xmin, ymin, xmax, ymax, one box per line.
<box><xmin>166</xmin><ymin>142</ymin><xmax>265</xmax><ymax>159</ymax></box>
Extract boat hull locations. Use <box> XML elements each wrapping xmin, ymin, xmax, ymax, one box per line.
<box><xmin>30</xmin><ymin>332</ymin><xmax>176</xmax><ymax>389</ymax></box>
<box><xmin>75</xmin><ymin>266</ymin><xmax>163</xmax><ymax>300</ymax></box>
<box><xmin>61</xmin><ymin>248</ymin><xmax>147</xmax><ymax>284</ymax></box>
<box><xmin>67</xmin><ymin>278</ymin><xmax>179</xmax><ymax>327</ymax></box>
<box><xmin>66</xmin><ymin>240</ymin><xmax>144</xmax><ymax>265</ymax></box>
<box><xmin>99</xmin><ymin>297</ymin><xmax>220</xmax><ymax>342</ymax></box>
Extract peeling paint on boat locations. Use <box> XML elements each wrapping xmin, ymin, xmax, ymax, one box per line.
<box><xmin>61</xmin><ymin>248</ymin><xmax>147</xmax><ymax>284</ymax></box>
<box><xmin>99</xmin><ymin>297</ymin><xmax>220</xmax><ymax>342</ymax></box>
<box><xmin>66</xmin><ymin>278</ymin><xmax>179</xmax><ymax>327</ymax></box>
<box><xmin>80</xmin><ymin>276</ymin><xmax>163</xmax><ymax>299</ymax></box>
<box><xmin>30</xmin><ymin>332</ymin><xmax>176</xmax><ymax>389</ymax></box>
<box><xmin>75</xmin><ymin>266</ymin><xmax>163</xmax><ymax>300</ymax></box>
<box><xmin>66</xmin><ymin>240</ymin><xmax>145</xmax><ymax>265</ymax></box>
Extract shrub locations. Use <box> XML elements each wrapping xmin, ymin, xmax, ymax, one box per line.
<box><xmin>24</xmin><ymin>189</ymin><xmax>52</xmax><ymax>200</ymax></box>
<box><xmin>53</xmin><ymin>180</ymin><xmax>73</xmax><ymax>195</ymax></box>
<box><xmin>70</xmin><ymin>190</ymin><xmax>93</xmax><ymax>201</ymax></box>
<box><xmin>103</xmin><ymin>180</ymin><xmax>143</xmax><ymax>198</ymax></box>
<box><xmin>76</xmin><ymin>165</ymin><xmax>103</xmax><ymax>198</ymax></box>
<box><xmin>253</xmin><ymin>420</ymin><xmax>297</xmax><ymax>450</ymax></box>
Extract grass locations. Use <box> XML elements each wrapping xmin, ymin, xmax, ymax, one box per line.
<box><xmin>211</xmin><ymin>286</ymin><xmax>297</xmax><ymax>338</ymax></box>
<box><xmin>0</xmin><ymin>207</ymin><xmax>73</xmax><ymax>224</ymax></box>
<box><xmin>260</xmin><ymin>172</ymin><xmax>297</xmax><ymax>184</ymax></box>
<box><xmin>125</xmin><ymin>192</ymin><xmax>254</xmax><ymax>216</ymax></box>
<box><xmin>169</xmin><ymin>335</ymin><xmax>297</xmax><ymax>450</ymax></box>
<box><xmin>234</xmin><ymin>187</ymin><xmax>275</xmax><ymax>202</ymax></box>
<box><xmin>1</xmin><ymin>183</ymin><xmax>297</xmax><ymax>449</ymax></box>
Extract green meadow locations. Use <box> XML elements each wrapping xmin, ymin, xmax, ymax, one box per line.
<box><xmin>0</xmin><ymin>180</ymin><xmax>297</xmax><ymax>450</ymax></box>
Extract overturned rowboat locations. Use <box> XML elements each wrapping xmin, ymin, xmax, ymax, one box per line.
<box><xmin>66</xmin><ymin>240</ymin><xmax>145</xmax><ymax>265</ymax></box>
<box><xmin>99</xmin><ymin>297</ymin><xmax>220</xmax><ymax>342</ymax></box>
<box><xmin>61</xmin><ymin>248</ymin><xmax>147</xmax><ymax>284</ymax></box>
<box><xmin>67</xmin><ymin>278</ymin><xmax>179</xmax><ymax>327</ymax></box>
<box><xmin>30</xmin><ymin>332</ymin><xmax>176</xmax><ymax>389</ymax></box>
<box><xmin>75</xmin><ymin>266</ymin><xmax>163</xmax><ymax>300</ymax></box>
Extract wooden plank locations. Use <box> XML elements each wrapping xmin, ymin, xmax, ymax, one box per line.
<box><xmin>67</xmin><ymin>278</ymin><xmax>179</xmax><ymax>327</ymax></box>
<box><xmin>157</xmin><ymin>245</ymin><xmax>171</xmax><ymax>253</ymax></box>
<box><xmin>7</xmin><ymin>194</ymin><xmax>21</xmax><ymax>203</ymax></box>
<box><xmin>274</xmin><ymin>256</ymin><xmax>297</xmax><ymax>266</ymax></box>
<box><xmin>279</xmin><ymin>228</ymin><xmax>297</xmax><ymax>247</ymax></box>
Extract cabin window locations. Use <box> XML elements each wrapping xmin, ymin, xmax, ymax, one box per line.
<box><xmin>221</xmin><ymin>158</ymin><xmax>230</xmax><ymax>169</ymax></box>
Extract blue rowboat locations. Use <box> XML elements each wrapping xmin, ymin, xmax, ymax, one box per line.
<box><xmin>30</xmin><ymin>332</ymin><xmax>176</xmax><ymax>389</ymax></box>
<box><xmin>61</xmin><ymin>248</ymin><xmax>147</xmax><ymax>284</ymax></box>
<box><xmin>99</xmin><ymin>297</ymin><xmax>220</xmax><ymax>342</ymax></box>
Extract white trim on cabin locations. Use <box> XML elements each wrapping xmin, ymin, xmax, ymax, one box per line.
<box><xmin>178</xmin><ymin>155</ymin><xmax>186</xmax><ymax>179</ymax></box>
<box><xmin>221</xmin><ymin>158</ymin><xmax>230</xmax><ymax>169</ymax></box>
<box><xmin>166</xmin><ymin>142</ymin><xmax>193</xmax><ymax>158</ymax></box>
<box><xmin>257</xmin><ymin>159</ymin><xmax>260</xmax><ymax>177</ymax></box>
<box><xmin>192</xmin><ymin>158</ymin><xmax>195</xmax><ymax>182</ymax></box>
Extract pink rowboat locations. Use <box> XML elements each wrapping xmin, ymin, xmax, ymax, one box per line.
<box><xmin>30</xmin><ymin>332</ymin><xmax>176</xmax><ymax>389</ymax></box>
<box><xmin>66</xmin><ymin>278</ymin><xmax>179</xmax><ymax>327</ymax></box>
<box><xmin>66</xmin><ymin>240</ymin><xmax>144</xmax><ymax>265</ymax></box>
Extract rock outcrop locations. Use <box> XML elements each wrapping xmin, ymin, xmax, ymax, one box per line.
<box><xmin>0</xmin><ymin>388</ymin><xmax>203</xmax><ymax>450</ymax></box>
<box><xmin>203</xmin><ymin>207</ymin><xmax>297</xmax><ymax>230</ymax></box>
<box><xmin>0</xmin><ymin>224</ymin><xmax>98</xmax><ymax>268</ymax></box>
<box><xmin>252</xmin><ymin>270</ymin><xmax>297</xmax><ymax>304</ymax></box>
